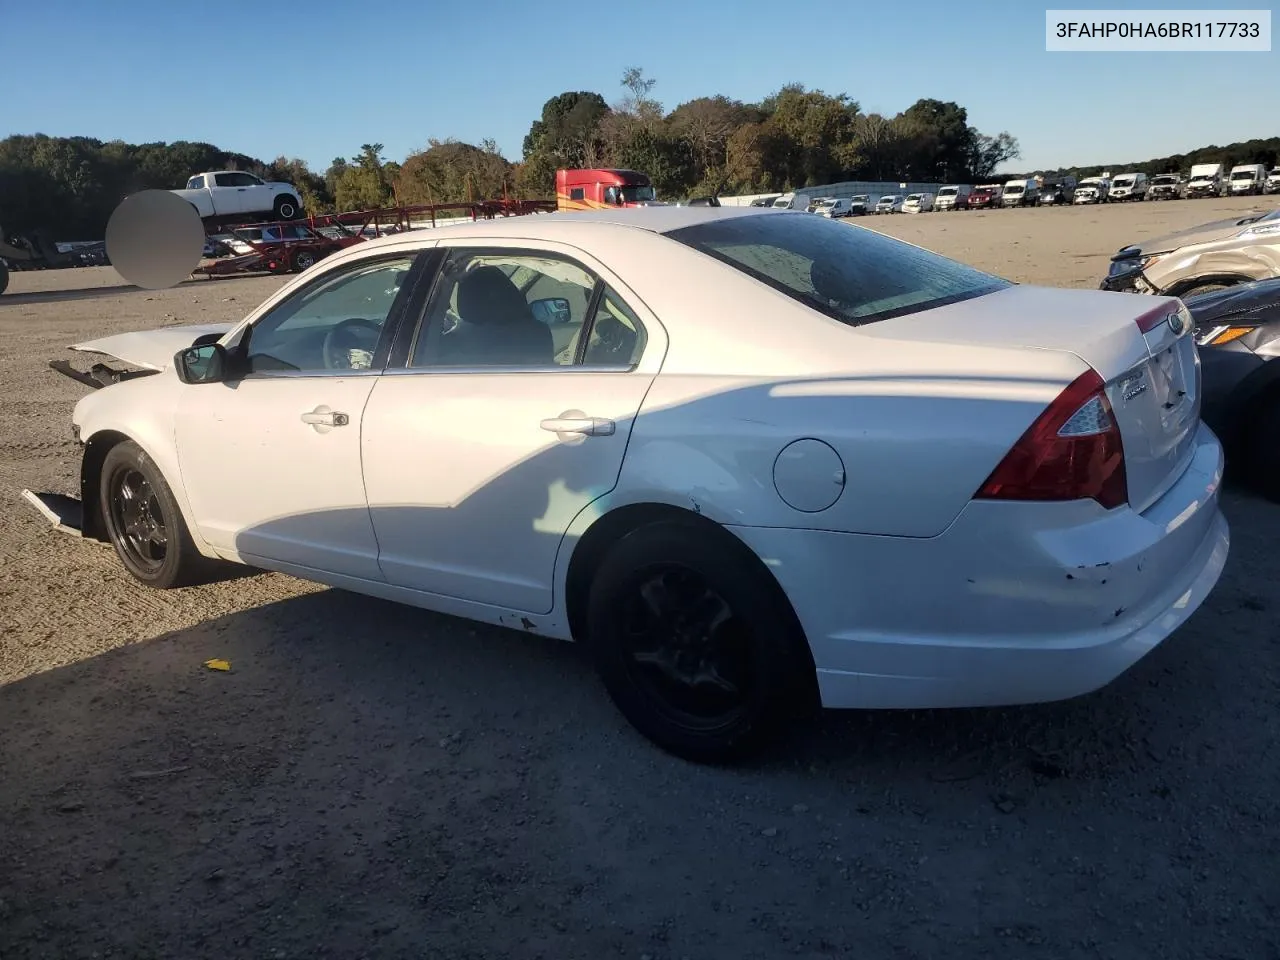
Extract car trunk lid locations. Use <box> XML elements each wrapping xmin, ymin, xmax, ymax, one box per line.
<box><xmin>861</xmin><ymin>285</ymin><xmax>1201</xmax><ymax>513</ymax></box>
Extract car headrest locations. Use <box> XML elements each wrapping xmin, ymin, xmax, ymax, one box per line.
<box><xmin>457</xmin><ymin>265</ymin><xmax>532</xmax><ymax>326</ymax></box>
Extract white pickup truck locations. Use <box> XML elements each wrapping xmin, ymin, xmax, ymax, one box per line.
<box><xmin>172</xmin><ymin>171</ymin><xmax>303</xmax><ymax>222</ymax></box>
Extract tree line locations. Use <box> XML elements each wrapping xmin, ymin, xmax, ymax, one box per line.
<box><xmin>0</xmin><ymin>68</ymin><xmax>1025</xmax><ymax>238</ymax></box>
<box><xmin>10</xmin><ymin>66</ymin><xmax>1261</xmax><ymax>240</ymax></box>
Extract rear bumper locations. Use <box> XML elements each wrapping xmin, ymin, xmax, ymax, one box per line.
<box><xmin>728</xmin><ymin>422</ymin><xmax>1229</xmax><ymax>710</ymax></box>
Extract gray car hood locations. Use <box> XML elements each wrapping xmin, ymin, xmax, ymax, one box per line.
<box><xmin>1120</xmin><ymin>213</ymin><xmax>1264</xmax><ymax>257</ymax></box>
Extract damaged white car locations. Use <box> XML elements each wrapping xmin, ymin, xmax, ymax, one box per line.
<box><xmin>25</xmin><ymin>207</ymin><xmax>1229</xmax><ymax>763</ymax></box>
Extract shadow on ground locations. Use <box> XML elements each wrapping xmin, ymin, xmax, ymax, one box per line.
<box><xmin>2</xmin><ymin>486</ymin><xmax>1278</xmax><ymax>960</ymax></box>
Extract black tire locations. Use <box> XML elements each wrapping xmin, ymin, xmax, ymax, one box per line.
<box><xmin>273</xmin><ymin>195</ymin><xmax>301</xmax><ymax>220</ymax></box>
<box><xmin>1175</xmin><ymin>280</ymin><xmax>1234</xmax><ymax>300</ymax></box>
<box><xmin>584</xmin><ymin>519</ymin><xmax>815</xmax><ymax>763</ymax></box>
<box><xmin>291</xmin><ymin>248</ymin><xmax>319</xmax><ymax>272</ymax></box>
<box><xmin>99</xmin><ymin>440</ymin><xmax>208</xmax><ymax>589</ymax></box>
<box><xmin>0</xmin><ymin>259</ymin><xmax>8</xmax><ymax>296</ymax></box>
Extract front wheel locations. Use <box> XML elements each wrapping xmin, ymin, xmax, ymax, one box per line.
<box><xmin>99</xmin><ymin>440</ymin><xmax>209</xmax><ymax>589</ymax></box>
<box><xmin>1176</xmin><ymin>280</ymin><xmax>1234</xmax><ymax>300</ymax></box>
<box><xmin>585</xmin><ymin>520</ymin><xmax>815</xmax><ymax>763</ymax></box>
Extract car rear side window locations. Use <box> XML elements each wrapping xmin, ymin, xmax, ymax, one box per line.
<box><xmin>666</xmin><ymin>213</ymin><xmax>1010</xmax><ymax>326</ymax></box>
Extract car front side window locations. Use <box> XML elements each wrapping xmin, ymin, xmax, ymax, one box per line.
<box><xmin>239</xmin><ymin>255</ymin><xmax>418</xmax><ymax>375</ymax></box>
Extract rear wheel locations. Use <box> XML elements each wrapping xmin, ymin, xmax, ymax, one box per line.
<box><xmin>585</xmin><ymin>520</ymin><xmax>815</xmax><ymax>763</ymax></box>
<box><xmin>291</xmin><ymin>248</ymin><xmax>319</xmax><ymax>272</ymax></box>
<box><xmin>99</xmin><ymin>440</ymin><xmax>208</xmax><ymax>589</ymax></box>
<box><xmin>0</xmin><ymin>259</ymin><xmax>8</xmax><ymax>295</ymax></box>
<box><xmin>273</xmin><ymin>195</ymin><xmax>300</xmax><ymax>220</ymax></box>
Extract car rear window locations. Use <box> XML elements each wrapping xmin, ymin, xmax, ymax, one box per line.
<box><xmin>665</xmin><ymin>212</ymin><xmax>1010</xmax><ymax>326</ymax></box>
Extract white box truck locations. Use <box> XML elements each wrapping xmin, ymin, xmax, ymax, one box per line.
<box><xmin>1185</xmin><ymin>163</ymin><xmax>1226</xmax><ymax>198</ymax></box>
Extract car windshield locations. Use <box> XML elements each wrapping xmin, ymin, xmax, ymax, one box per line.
<box><xmin>619</xmin><ymin>184</ymin><xmax>656</xmax><ymax>202</ymax></box>
<box><xmin>1231</xmin><ymin>171</ymin><xmax>1254</xmax><ymax>180</ymax></box>
<box><xmin>1006</xmin><ymin>186</ymin><xmax>1023</xmax><ymax>193</ymax></box>
<box><xmin>1114</xmin><ymin>178</ymin><xmax>1133</xmax><ymax>187</ymax></box>
<box><xmin>1154</xmin><ymin>176</ymin><xmax>1177</xmax><ymax>184</ymax></box>
<box><xmin>938</xmin><ymin>188</ymin><xmax>958</xmax><ymax>196</ymax></box>
<box><xmin>665</xmin><ymin>212</ymin><xmax>1010</xmax><ymax>327</ymax></box>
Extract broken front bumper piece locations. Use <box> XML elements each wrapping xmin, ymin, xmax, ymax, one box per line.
<box><xmin>20</xmin><ymin>489</ymin><xmax>90</xmax><ymax>538</ymax></box>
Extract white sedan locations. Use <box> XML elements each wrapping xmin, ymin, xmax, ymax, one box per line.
<box><xmin>25</xmin><ymin>207</ymin><xmax>1229</xmax><ymax>763</ymax></box>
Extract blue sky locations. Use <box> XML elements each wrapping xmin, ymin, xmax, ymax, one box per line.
<box><xmin>3</xmin><ymin>0</ymin><xmax>1276</xmax><ymax>176</ymax></box>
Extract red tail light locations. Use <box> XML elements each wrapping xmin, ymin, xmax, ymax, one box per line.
<box><xmin>975</xmin><ymin>369</ymin><xmax>1127</xmax><ymax>509</ymax></box>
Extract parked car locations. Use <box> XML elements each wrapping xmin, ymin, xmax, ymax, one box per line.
<box><xmin>902</xmin><ymin>193</ymin><xmax>934</xmax><ymax>213</ymax></box>
<box><xmin>1038</xmin><ymin>178</ymin><xmax>1077</xmax><ymax>205</ymax></box>
<box><xmin>967</xmin><ymin>185</ymin><xmax>1002</xmax><ymax>210</ymax></box>
<box><xmin>1148</xmin><ymin>174</ymin><xmax>1185</xmax><ymax>201</ymax></box>
<box><xmin>935</xmin><ymin>185</ymin><xmax>972</xmax><ymax>211</ymax></box>
<box><xmin>875</xmin><ymin>194</ymin><xmax>904</xmax><ymax>214</ymax></box>
<box><xmin>172</xmin><ymin>171</ymin><xmax>303</xmax><ymax>223</ymax></box>
<box><xmin>1185</xmin><ymin>278</ymin><xmax>1280</xmax><ymax>500</ymax></box>
<box><xmin>771</xmin><ymin>192</ymin><xmax>814</xmax><ymax>212</ymax></box>
<box><xmin>22</xmin><ymin>207</ymin><xmax>1229</xmax><ymax>763</ymax></box>
<box><xmin>1074</xmin><ymin>178</ymin><xmax>1110</xmax><ymax>204</ymax></box>
<box><xmin>1001</xmin><ymin>179</ymin><xmax>1039</xmax><ymax>207</ymax></box>
<box><xmin>1108</xmin><ymin>172</ymin><xmax>1149</xmax><ymax>202</ymax></box>
<box><xmin>814</xmin><ymin>198</ymin><xmax>853</xmax><ymax>218</ymax></box>
<box><xmin>1265</xmin><ymin>169</ymin><xmax>1280</xmax><ymax>195</ymax></box>
<box><xmin>1186</xmin><ymin>163</ymin><xmax>1227</xmax><ymax>199</ymax></box>
<box><xmin>1100</xmin><ymin>206</ymin><xmax>1280</xmax><ymax>298</ymax></box>
<box><xmin>1229</xmin><ymin>164</ymin><xmax>1269</xmax><ymax>196</ymax></box>
<box><xmin>847</xmin><ymin>194</ymin><xmax>871</xmax><ymax>216</ymax></box>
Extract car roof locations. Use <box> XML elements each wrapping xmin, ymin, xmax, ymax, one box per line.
<box><xmin>339</xmin><ymin>204</ymin><xmax>784</xmax><ymax>253</ymax></box>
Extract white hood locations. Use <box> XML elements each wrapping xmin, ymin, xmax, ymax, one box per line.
<box><xmin>70</xmin><ymin>323</ymin><xmax>234</xmax><ymax>371</ymax></box>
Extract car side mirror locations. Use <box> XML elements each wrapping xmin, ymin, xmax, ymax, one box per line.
<box><xmin>174</xmin><ymin>343</ymin><xmax>228</xmax><ymax>384</ymax></box>
<box><xmin>529</xmin><ymin>297</ymin><xmax>572</xmax><ymax>324</ymax></box>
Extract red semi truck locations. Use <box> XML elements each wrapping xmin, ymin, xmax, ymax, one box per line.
<box><xmin>555</xmin><ymin>168</ymin><xmax>661</xmax><ymax>211</ymax></box>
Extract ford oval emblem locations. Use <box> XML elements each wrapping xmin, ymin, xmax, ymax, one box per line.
<box><xmin>1168</xmin><ymin>308</ymin><xmax>1191</xmax><ymax>337</ymax></box>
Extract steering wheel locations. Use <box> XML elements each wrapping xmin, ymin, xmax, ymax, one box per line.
<box><xmin>323</xmin><ymin>317</ymin><xmax>381</xmax><ymax>370</ymax></box>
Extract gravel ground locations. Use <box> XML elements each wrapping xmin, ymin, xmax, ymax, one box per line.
<box><xmin>2</xmin><ymin>197</ymin><xmax>1278</xmax><ymax>960</ymax></box>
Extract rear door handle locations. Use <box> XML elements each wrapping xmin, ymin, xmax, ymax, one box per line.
<box><xmin>301</xmin><ymin>410</ymin><xmax>349</xmax><ymax>426</ymax></box>
<box><xmin>540</xmin><ymin>412</ymin><xmax>615</xmax><ymax>436</ymax></box>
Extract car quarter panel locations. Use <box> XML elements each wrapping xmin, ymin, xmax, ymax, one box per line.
<box><xmin>726</xmin><ymin>421</ymin><xmax>1227</xmax><ymax>709</ymax></box>
<box><xmin>576</xmin><ymin>242</ymin><xmax>1092</xmax><ymax>538</ymax></box>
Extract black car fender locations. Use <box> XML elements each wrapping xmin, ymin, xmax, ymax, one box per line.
<box><xmin>1208</xmin><ymin>352</ymin><xmax>1280</xmax><ymax>452</ymax></box>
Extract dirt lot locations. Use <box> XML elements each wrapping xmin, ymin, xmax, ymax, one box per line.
<box><xmin>2</xmin><ymin>197</ymin><xmax>1278</xmax><ymax>959</ymax></box>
